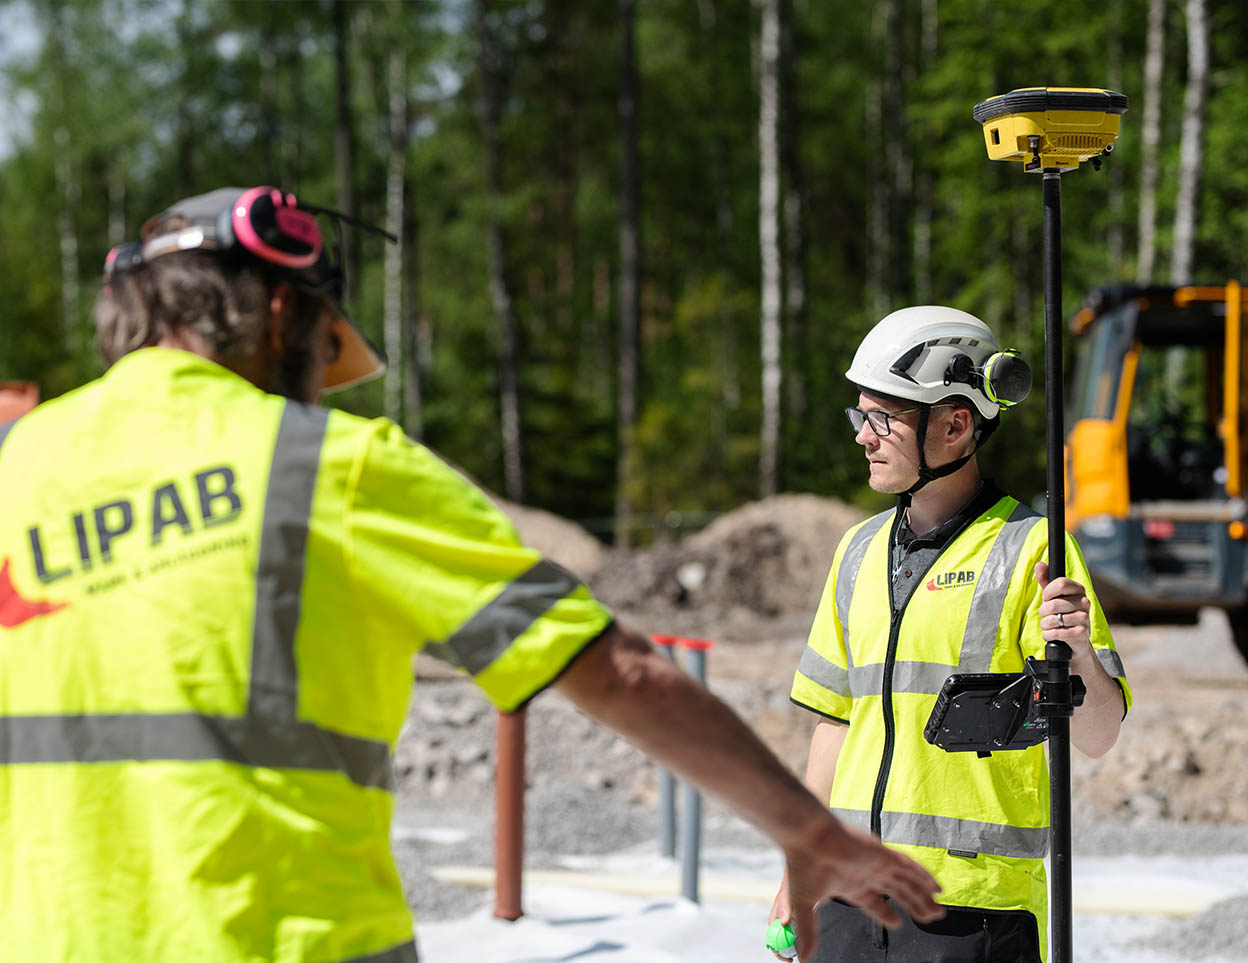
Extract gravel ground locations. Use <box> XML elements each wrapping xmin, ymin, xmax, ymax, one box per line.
<box><xmin>393</xmin><ymin>495</ymin><xmax>1248</xmax><ymax>958</ymax></box>
<box><xmin>1138</xmin><ymin>894</ymin><xmax>1248</xmax><ymax>960</ymax></box>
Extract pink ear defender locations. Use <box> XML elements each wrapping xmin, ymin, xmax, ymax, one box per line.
<box><xmin>229</xmin><ymin>186</ymin><xmax>323</xmax><ymax>270</ymax></box>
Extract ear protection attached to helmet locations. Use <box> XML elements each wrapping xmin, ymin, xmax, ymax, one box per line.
<box><xmin>943</xmin><ymin>348</ymin><xmax>1033</xmax><ymax>410</ymax></box>
<box><xmin>135</xmin><ymin>186</ymin><xmax>333</xmax><ymax>282</ymax></box>
<box><xmin>101</xmin><ymin>186</ymin><xmax>395</xmax><ymax>392</ymax></box>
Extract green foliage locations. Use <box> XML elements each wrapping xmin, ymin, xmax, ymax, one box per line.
<box><xmin>1</xmin><ymin>0</ymin><xmax>1245</xmax><ymax>529</ymax></box>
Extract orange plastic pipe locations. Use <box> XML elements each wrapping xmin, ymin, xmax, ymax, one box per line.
<box><xmin>493</xmin><ymin>707</ymin><xmax>526</xmax><ymax>920</ymax></box>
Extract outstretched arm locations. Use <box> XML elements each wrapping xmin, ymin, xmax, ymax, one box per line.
<box><xmin>768</xmin><ymin>718</ymin><xmax>850</xmax><ymax>959</ymax></box>
<box><xmin>555</xmin><ymin>623</ymin><xmax>942</xmax><ymax>958</ymax></box>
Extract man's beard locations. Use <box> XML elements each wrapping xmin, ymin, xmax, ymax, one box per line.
<box><xmin>269</xmin><ymin>334</ymin><xmax>318</xmax><ymax>402</ymax></box>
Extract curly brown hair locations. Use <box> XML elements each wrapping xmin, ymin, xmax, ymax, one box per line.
<box><xmin>93</xmin><ymin>245</ymin><xmax>327</xmax><ymax>396</ymax></box>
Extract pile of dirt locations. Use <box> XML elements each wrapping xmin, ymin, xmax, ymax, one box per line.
<box><xmin>591</xmin><ymin>494</ymin><xmax>867</xmax><ymax>618</ymax></box>
<box><xmin>414</xmin><ymin>497</ymin><xmax>1248</xmax><ymax>832</ymax></box>
<box><xmin>495</xmin><ymin>499</ymin><xmax>608</xmax><ymax>582</ymax></box>
<box><xmin>1071</xmin><ymin>676</ymin><xmax>1248</xmax><ymax>824</ymax></box>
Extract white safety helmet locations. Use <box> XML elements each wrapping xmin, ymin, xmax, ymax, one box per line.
<box><xmin>846</xmin><ymin>305</ymin><xmax>1031</xmax><ymax>498</ymax></box>
<box><xmin>845</xmin><ymin>305</ymin><xmax>1030</xmax><ymax>420</ymax></box>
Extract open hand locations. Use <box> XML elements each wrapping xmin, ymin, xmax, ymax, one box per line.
<box><xmin>781</xmin><ymin>817</ymin><xmax>943</xmax><ymax>959</ymax></box>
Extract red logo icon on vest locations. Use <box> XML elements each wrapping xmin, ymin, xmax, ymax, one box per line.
<box><xmin>0</xmin><ymin>558</ymin><xmax>68</xmax><ymax>628</ymax></box>
<box><xmin>927</xmin><ymin>570</ymin><xmax>977</xmax><ymax>591</ymax></box>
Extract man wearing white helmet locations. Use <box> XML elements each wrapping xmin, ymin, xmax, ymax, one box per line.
<box><xmin>768</xmin><ymin>306</ymin><xmax>1131</xmax><ymax>962</ymax></box>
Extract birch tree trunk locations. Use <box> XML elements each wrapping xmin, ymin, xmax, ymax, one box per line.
<box><xmin>1170</xmin><ymin>0</ymin><xmax>1209</xmax><ymax>284</ymax></box>
<box><xmin>333</xmin><ymin>0</ymin><xmax>357</xmax><ymax>302</ymax></box>
<box><xmin>1136</xmin><ymin>0</ymin><xmax>1165</xmax><ymax>283</ymax></box>
<box><xmin>758</xmin><ymin>0</ymin><xmax>783</xmax><ymax>498</ymax></box>
<box><xmin>475</xmin><ymin>0</ymin><xmax>526</xmax><ymax>502</ymax></box>
<box><xmin>383</xmin><ymin>42</ymin><xmax>407</xmax><ymax>426</ymax></box>
<box><xmin>615</xmin><ymin>0</ymin><xmax>641</xmax><ymax>545</ymax></box>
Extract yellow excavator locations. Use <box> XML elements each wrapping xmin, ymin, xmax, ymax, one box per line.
<box><xmin>1065</xmin><ymin>281</ymin><xmax>1248</xmax><ymax>662</ymax></box>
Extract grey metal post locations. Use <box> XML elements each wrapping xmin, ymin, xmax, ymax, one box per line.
<box><xmin>658</xmin><ymin>643</ymin><xmax>677</xmax><ymax>859</ymax></box>
<box><xmin>680</xmin><ymin>779</ymin><xmax>702</xmax><ymax>903</ymax></box>
<box><xmin>680</xmin><ymin>645</ymin><xmax>707</xmax><ymax>902</ymax></box>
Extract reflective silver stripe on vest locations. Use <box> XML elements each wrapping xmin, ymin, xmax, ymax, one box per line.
<box><xmin>2</xmin><ymin>401</ymin><xmax>393</xmax><ymax>790</ymax></box>
<box><xmin>830</xmin><ymin>807</ymin><xmax>871</xmax><ymax>831</ymax></box>
<box><xmin>797</xmin><ymin>646</ymin><xmax>851</xmax><ymax>698</ymax></box>
<box><xmin>1096</xmin><ymin>647</ymin><xmax>1126</xmax><ymax>679</ymax></box>
<box><xmin>242</xmin><ymin>402</ymin><xmax>391</xmax><ymax>787</ymax></box>
<box><xmin>0</xmin><ymin>419</ymin><xmax>15</xmax><ymax>455</ymax></box>
<box><xmin>835</xmin><ymin>511</ymin><xmax>892</xmax><ymax>671</ymax></box>
<box><xmin>833</xmin><ymin>807</ymin><xmax>1048</xmax><ymax>859</ymax></box>
<box><xmin>957</xmin><ymin>501</ymin><xmax>1041</xmax><ymax>673</ymax></box>
<box><xmin>851</xmin><ymin>661</ymin><xmax>990</xmax><ymax>699</ymax></box>
<box><xmin>0</xmin><ymin>713</ymin><xmax>390</xmax><ymax>788</ymax></box>
<box><xmin>864</xmin><ymin>660</ymin><xmax>959</xmax><ymax>698</ymax></box>
<box><xmin>250</xmin><ymin>402</ymin><xmax>328</xmax><ymax>720</ymax></box>
<box><xmin>343</xmin><ymin>939</ymin><xmax>420</xmax><ymax>962</ymax></box>
<box><xmin>424</xmin><ymin>558</ymin><xmax>581</xmax><ymax>674</ymax></box>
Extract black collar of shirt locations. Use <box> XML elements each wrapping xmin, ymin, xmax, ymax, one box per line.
<box><xmin>893</xmin><ymin>480</ymin><xmax>1006</xmax><ymax>557</ymax></box>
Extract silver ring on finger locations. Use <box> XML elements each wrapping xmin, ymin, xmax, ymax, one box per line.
<box><xmin>1057</xmin><ymin>612</ymin><xmax>1065</xmax><ymax>628</ymax></box>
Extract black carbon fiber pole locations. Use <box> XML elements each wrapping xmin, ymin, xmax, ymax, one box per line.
<box><xmin>1043</xmin><ymin>169</ymin><xmax>1074</xmax><ymax>963</ymax></box>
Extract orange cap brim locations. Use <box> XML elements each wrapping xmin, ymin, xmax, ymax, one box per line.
<box><xmin>324</xmin><ymin>315</ymin><xmax>386</xmax><ymax>392</ymax></box>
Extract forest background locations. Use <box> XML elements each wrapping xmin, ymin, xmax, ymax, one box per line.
<box><xmin>0</xmin><ymin>0</ymin><xmax>1243</xmax><ymax>544</ymax></box>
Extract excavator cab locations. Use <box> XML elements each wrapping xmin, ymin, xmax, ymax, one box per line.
<box><xmin>1065</xmin><ymin>282</ymin><xmax>1248</xmax><ymax>662</ymax></box>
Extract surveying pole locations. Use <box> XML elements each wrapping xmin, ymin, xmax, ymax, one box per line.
<box><xmin>973</xmin><ymin>87</ymin><xmax>1127</xmax><ymax>963</ymax></box>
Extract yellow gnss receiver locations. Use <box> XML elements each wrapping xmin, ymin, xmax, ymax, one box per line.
<box><xmin>973</xmin><ymin>87</ymin><xmax>1127</xmax><ymax>172</ymax></box>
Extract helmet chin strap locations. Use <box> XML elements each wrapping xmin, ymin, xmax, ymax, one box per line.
<box><xmin>896</xmin><ymin>405</ymin><xmax>999</xmax><ymax>508</ymax></box>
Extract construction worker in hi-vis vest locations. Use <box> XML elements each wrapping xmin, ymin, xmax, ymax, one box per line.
<box><xmin>770</xmin><ymin>307</ymin><xmax>1131</xmax><ymax>963</ymax></box>
<box><xmin>0</xmin><ymin>188</ymin><xmax>943</xmax><ymax>963</ymax></box>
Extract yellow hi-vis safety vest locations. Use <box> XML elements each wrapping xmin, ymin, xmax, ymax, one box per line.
<box><xmin>0</xmin><ymin>348</ymin><xmax>613</xmax><ymax>963</ymax></box>
<box><xmin>791</xmin><ymin>497</ymin><xmax>1131</xmax><ymax>957</ymax></box>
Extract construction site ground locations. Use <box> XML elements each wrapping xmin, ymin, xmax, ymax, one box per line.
<box><xmin>394</xmin><ymin>495</ymin><xmax>1248</xmax><ymax>961</ymax></box>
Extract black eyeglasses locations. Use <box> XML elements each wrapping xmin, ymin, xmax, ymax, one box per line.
<box><xmin>845</xmin><ymin>403</ymin><xmax>955</xmax><ymax>436</ymax></box>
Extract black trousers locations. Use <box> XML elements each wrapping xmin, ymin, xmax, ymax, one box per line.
<box><xmin>805</xmin><ymin>898</ymin><xmax>1041</xmax><ymax>963</ymax></box>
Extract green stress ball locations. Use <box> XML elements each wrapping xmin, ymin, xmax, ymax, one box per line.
<box><xmin>765</xmin><ymin>919</ymin><xmax>798</xmax><ymax>959</ymax></box>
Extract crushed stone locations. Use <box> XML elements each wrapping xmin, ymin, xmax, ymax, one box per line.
<box><xmin>398</xmin><ymin>493</ymin><xmax>1248</xmax><ymax>941</ymax></box>
<box><xmin>1132</xmin><ymin>895</ymin><xmax>1248</xmax><ymax>960</ymax></box>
